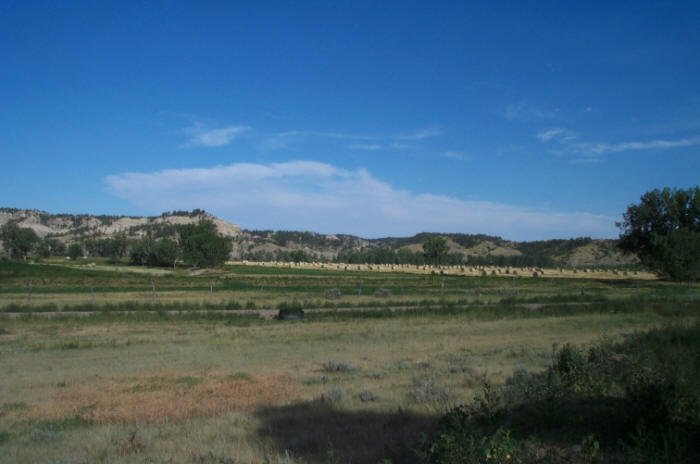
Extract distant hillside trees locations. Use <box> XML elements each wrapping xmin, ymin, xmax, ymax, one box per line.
<box><xmin>84</xmin><ymin>235</ymin><xmax>128</xmax><ymax>263</ymax></box>
<box><xmin>618</xmin><ymin>187</ymin><xmax>700</xmax><ymax>282</ymax></box>
<box><xmin>514</xmin><ymin>237</ymin><xmax>592</xmax><ymax>266</ymax></box>
<box><xmin>466</xmin><ymin>254</ymin><xmax>553</xmax><ymax>268</ymax></box>
<box><xmin>160</xmin><ymin>208</ymin><xmax>206</xmax><ymax>218</ymax></box>
<box><xmin>423</xmin><ymin>236</ymin><xmax>449</xmax><ymax>265</ymax></box>
<box><xmin>0</xmin><ymin>223</ymin><xmax>39</xmax><ymax>260</ymax></box>
<box><xmin>67</xmin><ymin>243</ymin><xmax>83</xmax><ymax>260</ymax></box>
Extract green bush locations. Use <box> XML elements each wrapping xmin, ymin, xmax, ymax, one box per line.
<box><xmin>428</xmin><ymin>323</ymin><xmax>700</xmax><ymax>463</ymax></box>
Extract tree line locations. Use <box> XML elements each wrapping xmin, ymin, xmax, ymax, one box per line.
<box><xmin>2</xmin><ymin>186</ymin><xmax>698</xmax><ymax>280</ymax></box>
<box><xmin>0</xmin><ymin>220</ymin><xmax>232</xmax><ymax>268</ymax></box>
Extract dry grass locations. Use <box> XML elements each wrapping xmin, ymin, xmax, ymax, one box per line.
<box><xmin>0</xmin><ymin>307</ymin><xmax>682</xmax><ymax>462</ymax></box>
<box><xmin>22</xmin><ymin>372</ymin><xmax>296</xmax><ymax>424</ymax></box>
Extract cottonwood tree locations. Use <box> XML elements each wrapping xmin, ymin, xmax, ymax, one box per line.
<box><xmin>618</xmin><ymin>186</ymin><xmax>700</xmax><ymax>282</ymax></box>
<box><xmin>36</xmin><ymin>237</ymin><xmax>66</xmax><ymax>258</ymax></box>
<box><xmin>0</xmin><ymin>223</ymin><xmax>39</xmax><ymax>260</ymax></box>
<box><xmin>178</xmin><ymin>220</ymin><xmax>232</xmax><ymax>268</ymax></box>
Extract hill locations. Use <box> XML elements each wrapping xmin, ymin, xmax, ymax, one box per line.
<box><xmin>0</xmin><ymin>208</ymin><xmax>241</xmax><ymax>240</ymax></box>
<box><xmin>0</xmin><ymin>208</ymin><xmax>636</xmax><ymax>267</ymax></box>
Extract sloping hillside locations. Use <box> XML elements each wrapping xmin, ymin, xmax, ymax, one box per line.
<box><xmin>0</xmin><ymin>208</ymin><xmax>241</xmax><ymax>241</ymax></box>
<box><xmin>0</xmin><ymin>207</ymin><xmax>636</xmax><ymax>267</ymax></box>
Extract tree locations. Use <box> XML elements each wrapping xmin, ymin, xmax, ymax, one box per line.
<box><xmin>129</xmin><ymin>237</ymin><xmax>153</xmax><ymax>266</ymax></box>
<box><xmin>423</xmin><ymin>235</ymin><xmax>449</xmax><ymax>266</ymax></box>
<box><xmin>618</xmin><ymin>187</ymin><xmax>700</xmax><ymax>281</ymax></box>
<box><xmin>84</xmin><ymin>235</ymin><xmax>128</xmax><ymax>262</ymax></box>
<box><xmin>651</xmin><ymin>228</ymin><xmax>700</xmax><ymax>283</ymax></box>
<box><xmin>151</xmin><ymin>239</ymin><xmax>179</xmax><ymax>268</ymax></box>
<box><xmin>36</xmin><ymin>238</ymin><xmax>65</xmax><ymax>259</ymax></box>
<box><xmin>67</xmin><ymin>243</ymin><xmax>83</xmax><ymax>260</ymax></box>
<box><xmin>0</xmin><ymin>223</ymin><xmax>39</xmax><ymax>260</ymax></box>
<box><xmin>178</xmin><ymin>220</ymin><xmax>232</xmax><ymax>268</ymax></box>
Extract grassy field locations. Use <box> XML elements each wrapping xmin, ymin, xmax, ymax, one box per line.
<box><xmin>0</xmin><ymin>261</ymin><xmax>698</xmax><ymax>463</ymax></box>
<box><xmin>0</xmin><ymin>260</ymin><xmax>683</xmax><ymax>311</ymax></box>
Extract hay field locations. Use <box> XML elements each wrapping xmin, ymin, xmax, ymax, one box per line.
<box><xmin>0</xmin><ymin>261</ymin><xmax>697</xmax><ymax>462</ymax></box>
<box><xmin>1</xmin><ymin>313</ymin><xmax>680</xmax><ymax>463</ymax></box>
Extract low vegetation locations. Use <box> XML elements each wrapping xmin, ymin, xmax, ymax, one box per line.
<box><xmin>429</xmin><ymin>322</ymin><xmax>700</xmax><ymax>463</ymax></box>
<box><xmin>0</xmin><ymin>257</ymin><xmax>697</xmax><ymax>462</ymax></box>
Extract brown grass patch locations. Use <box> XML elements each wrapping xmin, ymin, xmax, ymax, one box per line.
<box><xmin>27</xmin><ymin>371</ymin><xmax>298</xmax><ymax>424</ymax></box>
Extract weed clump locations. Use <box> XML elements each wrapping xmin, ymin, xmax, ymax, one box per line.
<box><xmin>407</xmin><ymin>375</ymin><xmax>455</xmax><ymax>413</ymax></box>
<box><xmin>358</xmin><ymin>390</ymin><xmax>381</xmax><ymax>402</ymax></box>
<box><xmin>322</xmin><ymin>387</ymin><xmax>346</xmax><ymax>403</ymax></box>
<box><xmin>374</xmin><ymin>288</ymin><xmax>392</xmax><ymax>298</ymax></box>
<box><xmin>116</xmin><ymin>430</ymin><xmax>146</xmax><ymax>456</ymax></box>
<box><xmin>325</xmin><ymin>288</ymin><xmax>342</xmax><ymax>300</ymax></box>
<box><xmin>321</xmin><ymin>360</ymin><xmax>355</xmax><ymax>373</ymax></box>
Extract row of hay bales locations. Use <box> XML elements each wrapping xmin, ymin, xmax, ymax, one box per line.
<box><xmin>233</xmin><ymin>260</ymin><xmax>656</xmax><ymax>280</ymax></box>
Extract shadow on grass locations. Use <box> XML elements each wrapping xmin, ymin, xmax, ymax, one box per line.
<box><xmin>254</xmin><ymin>401</ymin><xmax>438</xmax><ymax>463</ymax></box>
<box><xmin>430</xmin><ymin>393</ymin><xmax>700</xmax><ymax>463</ymax></box>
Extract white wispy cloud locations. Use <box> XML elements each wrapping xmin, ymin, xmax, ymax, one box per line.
<box><xmin>263</xmin><ymin>130</ymin><xmax>378</xmax><ymax>151</ymax></box>
<box><xmin>443</xmin><ymin>151</ymin><xmax>470</xmax><ymax>161</ymax></box>
<box><xmin>394</xmin><ymin>127</ymin><xmax>442</xmax><ymax>140</ymax></box>
<box><xmin>105</xmin><ymin>161</ymin><xmax>616</xmax><ymax>240</ymax></box>
<box><xmin>536</xmin><ymin>127</ymin><xmax>578</xmax><ymax>143</ymax></box>
<box><xmin>504</xmin><ymin>101</ymin><xmax>558</xmax><ymax>122</ymax></box>
<box><xmin>569</xmin><ymin>136</ymin><xmax>700</xmax><ymax>156</ymax></box>
<box><xmin>263</xmin><ymin>126</ymin><xmax>441</xmax><ymax>152</ymax></box>
<box><xmin>183</xmin><ymin>124</ymin><xmax>251</xmax><ymax>147</ymax></box>
<box><xmin>539</xmin><ymin>130</ymin><xmax>700</xmax><ymax>160</ymax></box>
<box><xmin>350</xmin><ymin>144</ymin><xmax>384</xmax><ymax>151</ymax></box>
<box><xmin>274</xmin><ymin>130</ymin><xmax>377</xmax><ymax>141</ymax></box>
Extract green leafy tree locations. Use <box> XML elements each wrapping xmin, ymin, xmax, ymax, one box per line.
<box><xmin>105</xmin><ymin>234</ymin><xmax>128</xmax><ymax>263</ymax></box>
<box><xmin>650</xmin><ymin>228</ymin><xmax>700</xmax><ymax>283</ymax></box>
<box><xmin>0</xmin><ymin>223</ymin><xmax>39</xmax><ymax>260</ymax></box>
<box><xmin>618</xmin><ymin>187</ymin><xmax>700</xmax><ymax>281</ymax></box>
<box><xmin>36</xmin><ymin>237</ymin><xmax>65</xmax><ymax>258</ymax></box>
<box><xmin>67</xmin><ymin>242</ymin><xmax>83</xmax><ymax>260</ymax></box>
<box><xmin>423</xmin><ymin>235</ymin><xmax>449</xmax><ymax>265</ymax></box>
<box><xmin>85</xmin><ymin>235</ymin><xmax>128</xmax><ymax>262</ymax></box>
<box><xmin>178</xmin><ymin>220</ymin><xmax>232</xmax><ymax>268</ymax></box>
<box><xmin>151</xmin><ymin>239</ymin><xmax>179</xmax><ymax>268</ymax></box>
<box><xmin>129</xmin><ymin>237</ymin><xmax>153</xmax><ymax>266</ymax></box>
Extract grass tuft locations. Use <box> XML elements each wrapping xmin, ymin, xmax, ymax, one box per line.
<box><xmin>321</xmin><ymin>360</ymin><xmax>356</xmax><ymax>373</ymax></box>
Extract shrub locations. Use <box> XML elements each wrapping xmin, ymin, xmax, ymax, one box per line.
<box><xmin>276</xmin><ymin>301</ymin><xmax>304</xmax><ymax>320</ymax></box>
<box><xmin>428</xmin><ymin>323</ymin><xmax>700</xmax><ymax>463</ymax></box>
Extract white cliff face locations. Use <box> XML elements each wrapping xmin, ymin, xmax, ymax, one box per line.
<box><xmin>0</xmin><ymin>209</ymin><xmax>241</xmax><ymax>240</ymax></box>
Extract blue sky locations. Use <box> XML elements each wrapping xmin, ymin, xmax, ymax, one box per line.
<box><xmin>1</xmin><ymin>1</ymin><xmax>699</xmax><ymax>240</ymax></box>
